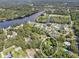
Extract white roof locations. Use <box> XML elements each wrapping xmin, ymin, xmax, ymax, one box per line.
<box><xmin>64</xmin><ymin>41</ymin><xmax>71</xmax><ymax>46</ymax></box>
<box><xmin>15</xmin><ymin>47</ymin><xmax>22</xmax><ymax>52</ymax></box>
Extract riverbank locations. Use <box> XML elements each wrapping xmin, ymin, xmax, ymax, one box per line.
<box><xmin>0</xmin><ymin>10</ymin><xmax>38</xmax><ymax>22</ymax></box>
<box><xmin>0</xmin><ymin>4</ymin><xmax>39</xmax><ymax>22</ymax></box>
<box><xmin>0</xmin><ymin>11</ymin><xmax>45</xmax><ymax>28</ymax></box>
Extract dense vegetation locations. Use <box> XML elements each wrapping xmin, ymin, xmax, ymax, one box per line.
<box><xmin>0</xmin><ymin>4</ymin><xmax>78</xmax><ymax>58</ymax></box>
<box><xmin>71</xmin><ymin>10</ymin><xmax>79</xmax><ymax>39</ymax></box>
<box><xmin>36</xmin><ymin>8</ymin><xmax>70</xmax><ymax>24</ymax></box>
<box><xmin>73</xmin><ymin>20</ymin><xmax>79</xmax><ymax>37</ymax></box>
<box><xmin>0</xmin><ymin>5</ymin><xmax>38</xmax><ymax>21</ymax></box>
<box><xmin>0</xmin><ymin>22</ymin><xmax>78</xmax><ymax>58</ymax></box>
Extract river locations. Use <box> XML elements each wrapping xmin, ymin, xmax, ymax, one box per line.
<box><xmin>0</xmin><ymin>11</ymin><xmax>45</xmax><ymax>28</ymax></box>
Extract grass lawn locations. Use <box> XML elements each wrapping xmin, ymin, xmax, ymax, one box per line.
<box><xmin>50</xmin><ymin>14</ymin><xmax>69</xmax><ymax>24</ymax></box>
<box><xmin>36</xmin><ymin>14</ymin><xmax>49</xmax><ymax>23</ymax></box>
<box><xmin>12</xmin><ymin>49</ymin><xmax>26</xmax><ymax>58</ymax></box>
<box><xmin>1</xmin><ymin>46</ymin><xmax>26</xmax><ymax>58</ymax></box>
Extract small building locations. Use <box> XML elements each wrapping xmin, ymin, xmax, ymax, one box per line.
<box><xmin>5</xmin><ymin>52</ymin><xmax>13</xmax><ymax>58</ymax></box>
<box><xmin>7</xmin><ymin>31</ymin><xmax>17</xmax><ymax>39</ymax></box>
<box><xmin>20</xmin><ymin>24</ymin><xmax>23</xmax><ymax>27</ymax></box>
<box><xmin>64</xmin><ymin>41</ymin><xmax>71</xmax><ymax>46</ymax></box>
<box><xmin>26</xmin><ymin>49</ymin><xmax>36</xmax><ymax>58</ymax></box>
<box><xmin>15</xmin><ymin>47</ymin><xmax>22</xmax><ymax>52</ymax></box>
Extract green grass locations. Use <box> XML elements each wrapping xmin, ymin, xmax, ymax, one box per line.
<box><xmin>50</xmin><ymin>15</ymin><xmax>69</xmax><ymax>24</ymax></box>
<box><xmin>0</xmin><ymin>54</ymin><xmax>2</xmax><ymax>58</ymax></box>
<box><xmin>36</xmin><ymin>14</ymin><xmax>49</xmax><ymax>23</ymax></box>
<box><xmin>3</xmin><ymin>47</ymin><xmax>14</xmax><ymax>56</ymax></box>
<box><xmin>12</xmin><ymin>50</ymin><xmax>26</xmax><ymax>58</ymax></box>
<box><xmin>2</xmin><ymin>46</ymin><xmax>26</xmax><ymax>58</ymax></box>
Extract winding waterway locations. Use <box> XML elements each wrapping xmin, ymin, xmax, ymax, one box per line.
<box><xmin>0</xmin><ymin>11</ymin><xmax>45</xmax><ymax>28</ymax></box>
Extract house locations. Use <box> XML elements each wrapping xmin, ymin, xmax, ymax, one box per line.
<box><xmin>15</xmin><ymin>47</ymin><xmax>22</xmax><ymax>52</ymax></box>
<box><xmin>64</xmin><ymin>41</ymin><xmax>71</xmax><ymax>46</ymax></box>
<box><xmin>5</xmin><ymin>52</ymin><xmax>13</xmax><ymax>58</ymax></box>
<box><xmin>26</xmin><ymin>49</ymin><xmax>36</xmax><ymax>58</ymax></box>
<box><xmin>7</xmin><ymin>31</ymin><xmax>17</xmax><ymax>39</ymax></box>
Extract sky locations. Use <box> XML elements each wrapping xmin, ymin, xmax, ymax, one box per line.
<box><xmin>0</xmin><ymin>0</ymin><xmax>79</xmax><ymax>2</ymax></box>
<box><xmin>0</xmin><ymin>0</ymin><xmax>79</xmax><ymax>6</ymax></box>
